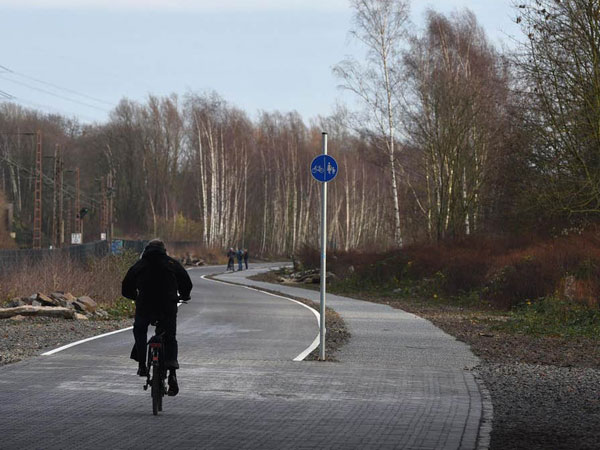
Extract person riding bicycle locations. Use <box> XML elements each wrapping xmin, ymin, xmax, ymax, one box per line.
<box><xmin>122</xmin><ymin>239</ymin><xmax>193</xmax><ymax>396</ymax></box>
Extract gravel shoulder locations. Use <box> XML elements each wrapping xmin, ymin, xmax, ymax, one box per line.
<box><xmin>0</xmin><ymin>317</ymin><xmax>132</xmax><ymax>366</ymax></box>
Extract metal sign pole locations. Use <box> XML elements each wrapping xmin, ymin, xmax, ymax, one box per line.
<box><xmin>310</xmin><ymin>134</ymin><xmax>337</xmax><ymax>361</ymax></box>
<box><xmin>320</xmin><ymin>132</ymin><xmax>327</xmax><ymax>361</ymax></box>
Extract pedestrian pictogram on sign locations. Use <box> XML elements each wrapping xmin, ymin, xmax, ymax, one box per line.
<box><xmin>310</xmin><ymin>155</ymin><xmax>338</xmax><ymax>182</ymax></box>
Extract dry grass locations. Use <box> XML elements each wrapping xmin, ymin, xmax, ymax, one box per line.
<box><xmin>0</xmin><ymin>242</ymin><xmax>231</xmax><ymax>309</ymax></box>
<box><xmin>0</xmin><ymin>251</ymin><xmax>138</xmax><ymax>307</ymax></box>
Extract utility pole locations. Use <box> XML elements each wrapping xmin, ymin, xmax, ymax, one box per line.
<box><xmin>107</xmin><ymin>173</ymin><xmax>114</xmax><ymax>243</ymax></box>
<box><xmin>100</xmin><ymin>176</ymin><xmax>107</xmax><ymax>240</ymax></box>
<box><xmin>57</xmin><ymin>150</ymin><xmax>64</xmax><ymax>246</ymax></box>
<box><xmin>32</xmin><ymin>130</ymin><xmax>42</xmax><ymax>249</ymax></box>
<box><xmin>75</xmin><ymin>167</ymin><xmax>81</xmax><ymax>243</ymax></box>
<box><xmin>51</xmin><ymin>145</ymin><xmax>59</xmax><ymax>248</ymax></box>
<box><xmin>65</xmin><ymin>197</ymin><xmax>71</xmax><ymax>244</ymax></box>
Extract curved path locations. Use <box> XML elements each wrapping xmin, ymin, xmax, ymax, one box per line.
<box><xmin>0</xmin><ymin>263</ymin><xmax>488</xmax><ymax>449</ymax></box>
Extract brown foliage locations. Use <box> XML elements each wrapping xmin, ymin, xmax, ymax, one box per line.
<box><xmin>298</xmin><ymin>232</ymin><xmax>600</xmax><ymax>310</ymax></box>
<box><xmin>487</xmin><ymin>233</ymin><xmax>600</xmax><ymax>308</ymax></box>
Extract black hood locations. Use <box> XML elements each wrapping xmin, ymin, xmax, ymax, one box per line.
<box><xmin>142</xmin><ymin>245</ymin><xmax>167</xmax><ymax>259</ymax></box>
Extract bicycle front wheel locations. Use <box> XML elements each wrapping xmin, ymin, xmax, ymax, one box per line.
<box><xmin>151</xmin><ymin>365</ymin><xmax>160</xmax><ymax>416</ymax></box>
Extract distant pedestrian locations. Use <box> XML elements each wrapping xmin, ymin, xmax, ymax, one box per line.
<box><xmin>226</xmin><ymin>248</ymin><xmax>235</xmax><ymax>271</ymax></box>
<box><xmin>243</xmin><ymin>249</ymin><xmax>249</xmax><ymax>269</ymax></box>
<box><xmin>237</xmin><ymin>248</ymin><xmax>243</xmax><ymax>271</ymax></box>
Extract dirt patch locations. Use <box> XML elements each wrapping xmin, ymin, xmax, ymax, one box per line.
<box><xmin>292</xmin><ymin>298</ymin><xmax>349</xmax><ymax>362</ymax></box>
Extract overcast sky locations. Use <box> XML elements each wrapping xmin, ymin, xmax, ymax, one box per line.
<box><xmin>0</xmin><ymin>0</ymin><xmax>521</xmax><ymax>124</ymax></box>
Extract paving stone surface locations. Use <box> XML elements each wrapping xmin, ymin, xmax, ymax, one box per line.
<box><xmin>0</xmin><ymin>264</ymin><xmax>487</xmax><ymax>449</ymax></box>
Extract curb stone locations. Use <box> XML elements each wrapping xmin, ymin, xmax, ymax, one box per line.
<box><xmin>473</xmin><ymin>369</ymin><xmax>493</xmax><ymax>450</ymax></box>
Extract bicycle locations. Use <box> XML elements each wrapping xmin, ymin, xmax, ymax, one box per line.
<box><xmin>143</xmin><ymin>329</ymin><xmax>167</xmax><ymax>416</ymax></box>
<box><xmin>141</xmin><ymin>299</ymin><xmax>188</xmax><ymax>415</ymax></box>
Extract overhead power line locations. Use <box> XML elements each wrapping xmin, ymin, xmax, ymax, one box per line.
<box><xmin>0</xmin><ymin>154</ymin><xmax>101</xmax><ymax>206</ymax></box>
<box><xmin>0</xmin><ymin>64</ymin><xmax>115</xmax><ymax>108</ymax></box>
<box><xmin>0</xmin><ymin>89</ymin><xmax>15</xmax><ymax>100</ymax></box>
<box><xmin>0</xmin><ymin>74</ymin><xmax>111</xmax><ymax>113</ymax></box>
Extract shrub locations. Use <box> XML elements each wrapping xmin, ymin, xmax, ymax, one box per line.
<box><xmin>295</xmin><ymin>231</ymin><xmax>600</xmax><ymax>311</ymax></box>
<box><xmin>486</xmin><ymin>258</ymin><xmax>559</xmax><ymax>308</ymax></box>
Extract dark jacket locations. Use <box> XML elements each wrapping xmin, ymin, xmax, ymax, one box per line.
<box><xmin>121</xmin><ymin>245</ymin><xmax>192</xmax><ymax>315</ymax></box>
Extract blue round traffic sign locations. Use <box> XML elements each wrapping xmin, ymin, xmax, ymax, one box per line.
<box><xmin>310</xmin><ymin>154</ymin><xmax>338</xmax><ymax>182</ymax></box>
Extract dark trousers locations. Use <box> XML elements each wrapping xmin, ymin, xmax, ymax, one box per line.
<box><xmin>131</xmin><ymin>307</ymin><xmax>179</xmax><ymax>369</ymax></box>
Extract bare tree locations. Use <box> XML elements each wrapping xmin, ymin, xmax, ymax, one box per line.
<box><xmin>334</xmin><ymin>0</ymin><xmax>410</xmax><ymax>246</ymax></box>
<box><xmin>403</xmin><ymin>10</ymin><xmax>511</xmax><ymax>240</ymax></box>
<box><xmin>516</xmin><ymin>0</ymin><xmax>600</xmax><ymax>220</ymax></box>
<box><xmin>0</xmin><ymin>91</ymin><xmax>396</xmax><ymax>252</ymax></box>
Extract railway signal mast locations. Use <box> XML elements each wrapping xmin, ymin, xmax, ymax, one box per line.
<box><xmin>32</xmin><ymin>130</ymin><xmax>42</xmax><ymax>249</ymax></box>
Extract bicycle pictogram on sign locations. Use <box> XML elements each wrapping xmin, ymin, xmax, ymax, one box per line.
<box><xmin>310</xmin><ymin>155</ymin><xmax>338</xmax><ymax>182</ymax></box>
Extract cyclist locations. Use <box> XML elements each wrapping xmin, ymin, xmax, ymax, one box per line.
<box><xmin>122</xmin><ymin>239</ymin><xmax>193</xmax><ymax>396</ymax></box>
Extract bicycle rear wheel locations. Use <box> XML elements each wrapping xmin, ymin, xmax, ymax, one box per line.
<box><xmin>158</xmin><ymin>367</ymin><xmax>164</xmax><ymax>412</ymax></box>
<box><xmin>151</xmin><ymin>365</ymin><xmax>160</xmax><ymax>416</ymax></box>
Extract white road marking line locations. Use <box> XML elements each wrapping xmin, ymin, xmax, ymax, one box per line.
<box><xmin>42</xmin><ymin>297</ymin><xmax>186</xmax><ymax>356</ymax></box>
<box><xmin>41</xmin><ymin>326</ymin><xmax>133</xmax><ymax>355</ymax></box>
<box><xmin>41</xmin><ymin>266</ymin><xmax>307</xmax><ymax>357</ymax></box>
<box><xmin>41</xmin><ymin>265</ymin><xmax>199</xmax><ymax>356</ymax></box>
<box><xmin>200</xmin><ymin>274</ymin><xmax>320</xmax><ymax>362</ymax></box>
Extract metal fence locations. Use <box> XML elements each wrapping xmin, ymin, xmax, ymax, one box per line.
<box><xmin>0</xmin><ymin>239</ymin><xmax>152</xmax><ymax>275</ymax></box>
<box><xmin>0</xmin><ymin>239</ymin><xmax>200</xmax><ymax>275</ymax></box>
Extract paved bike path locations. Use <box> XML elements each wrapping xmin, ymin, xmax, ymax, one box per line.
<box><xmin>0</xmin><ymin>264</ymin><xmax>317</xmax><ymax>449</ymax></box>
<box><xmin>0</xmin><ymin>264</ymin><xmax>489</xmax><ymax>449</ymax></box>
<box><xmin>218</xmin><ymin>267</ymin><xmax>489</xmax><ymax>449</ymax></box>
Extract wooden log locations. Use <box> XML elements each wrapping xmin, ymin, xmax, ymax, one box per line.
<box><xmin>0</xmin><ymin>306</ymin><xmax>75</xmax><ymax>319</ymax></box>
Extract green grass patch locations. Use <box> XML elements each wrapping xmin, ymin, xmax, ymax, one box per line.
<box><xmin>105</xmin><ymin>296</ymin><xmax>136</xmax><ymax>319</ymax></box>
<box><xmin>499</xmin><ymin>296</ymin><xmax>600</xmax><ymax>338</ymax></box>
<box><xmin>328</xmin><ymin>273</ymin><xmax>487</xmax><ymax>309</ymax></box>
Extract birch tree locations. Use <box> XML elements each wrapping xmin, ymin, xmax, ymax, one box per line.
<box><xmin>403</xmin><ymin>10</ymin><xmax>510</xmax><ymax>240</ymax></box>
<box><xmin>334</xmin><ymin>0</ymin><xmax>410</xmax><ymax>246</ymax></box>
